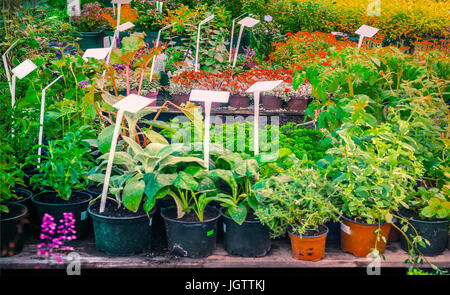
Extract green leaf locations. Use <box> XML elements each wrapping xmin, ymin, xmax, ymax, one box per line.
<box><xmin>122</xmin><ymin>178</ymin><xmax>145</xmax><ymax>212</ymax></box>
<box><xmin>228</xmin><ymin>204</ymin><xmax>247</xmax><ymax>225</ymax></box>
<box><xmin>174</xmin><ymin>172</ymin><xmax>198</xmax><ymax>191</ymax></box>
<box><xmin>98</xmin><ymin>125</ymin><xmax>116</xmax><ymax>154</ymax></box>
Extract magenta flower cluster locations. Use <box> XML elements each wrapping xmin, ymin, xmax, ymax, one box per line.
<box><xmin>37</xmin><ymin>213</ymin><xmax>77</xmax><ymax>263</ymax></box>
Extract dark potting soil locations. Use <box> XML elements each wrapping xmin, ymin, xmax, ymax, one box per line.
<box><xmin>291</xmin><ymin>224</ymin><xmax>328</xmax><ymax>237</ymax></box>
<box><xmin>89</xmin><ymin>199</ymin><xmax>148</xmax><ymax>218</ymax></box>
<box><xmin>164</xmin><ymin>206</ymin><xmax>218</xmax><ymax>222</ymax></box>
<box><xmin>87</xmin><ymin>184</ymin><xmax>103</xmax><ymax>195</ymax></box>
<box><xmin>34</xmin><ymin>192</ymin><xmax>91</xmax><ymax>205</ymax></box>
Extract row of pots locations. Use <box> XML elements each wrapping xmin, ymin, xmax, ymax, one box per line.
<box><xmin>172</xmin><ymin>93</ymin><xmax>311</xmax><ymax>112</ymax></box>
<box><xmin>2</xmin><ymin>188</ymin><xmax>449</xmax><ymax>260</ymax></box>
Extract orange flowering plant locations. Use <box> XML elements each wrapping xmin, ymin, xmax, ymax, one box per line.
<box><xmin>270</xmin><ymin>31</ymin><xmax>355</xmax><ymax>70</ymax></box>
<box><xmin>102</xmin><ymin>4</ymin><xmax>138</xmax><ymax>30</ymax></box>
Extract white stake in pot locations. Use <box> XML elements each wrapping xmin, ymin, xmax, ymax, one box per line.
<box><xmin>99</xmin><ymin>94</ymin><xmax>155</xmax><ymax>213</ymax></box>
<box><xmin>194</xmin><ymin>15</ymin><xmax>215</xmax><ymax>72</ymax></box>
<box><xmin>232</xmin><ymin>17</ymin><xmax>260</xmax><ymax>68</ymax></box>
<box><xmin>189</xmin><ymin>90</ymin><xmax>230</xmax><ymax>169</ymax></box>
<box><xmin>355</xmin><ymin>25</ymin><xmax>379</xmax><ymax>49</ymax></box>
<box><xmin>245</xmin><ymin>80</ymin><xmax>283</xmax><ymax>155</ymax></box>
<box><xmin>38</xmin><ymin>74</ymin><xmax>63</xmax><ymax>167</ymax></box>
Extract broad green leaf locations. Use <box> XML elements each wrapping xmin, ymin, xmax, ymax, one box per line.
<box><xmin>174</xmin><ymin>172</ymin><xmax>198</xmax><ymax>191</ymax></box>
<box><xmin>98</xmin><ymin>125</ymin><xmax>116</xmax><ymax>154</ymax></box>
<box><xmin>122</xmin><ymin>178</ymin><xmax>145</xmax><ymax>212</ymax></box>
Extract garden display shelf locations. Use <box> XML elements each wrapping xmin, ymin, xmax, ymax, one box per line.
<box><xmin>1</xmin><ymin>230</ymin><xmax>449</xmax><ymax>269</ymax></box>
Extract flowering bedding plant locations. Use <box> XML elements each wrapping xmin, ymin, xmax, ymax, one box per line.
<box><xmin>270</xmin><ymin>31</ymin><xmax>354</xmax><ymax>70</ymax></box>
<box><xmin>71</xmin><ymin>2</ymin><xmax>109</xmax><ymax>32</ymax></box>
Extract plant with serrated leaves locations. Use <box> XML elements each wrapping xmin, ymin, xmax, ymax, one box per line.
<box><xmin>405</xmin><ymin>187</ymin><xmax>450</xmax><ymax>221</ymax></box>
<box><xmin>252</xmin><ymin>158</ymin><xmax>340</xmax><ymax>238</ymax></box>
<box><xmin>26</xmin><ymin>125</ymin><xmax>95</xmax><ymax>200</ymax></box>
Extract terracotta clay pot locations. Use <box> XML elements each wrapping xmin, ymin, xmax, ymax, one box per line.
<box><xmin>340</xmin><ymin>216</ymin><xmax>391</xmax><ymax>257</ymax></box>
<box><xmin>287</xmin><ymin>96</ymin><xmax>308</xmax><ymax>112</ymax></box>
<box><xmin>229</xmin><ymin>94</ymin><xmax>250</xmax><ymax>109</ymax></box>
<box><xmin>261</xmin><ymin>95</ymin><xmax>282</xmax><ymax>110</ymax></box>
<box><xmin>288</xmin><ymin>225</ymin><xmax>328</xmax><ymax>261</ymax></box>
<box><xmin>172</xmin><ymin>94</ymin><xmax>190</xmax><ymax>106</ymax></box>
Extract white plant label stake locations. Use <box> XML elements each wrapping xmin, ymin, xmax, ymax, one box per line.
<box><xmin>232</xmin><ymin>17</ymin><xmax>260</xmax><ymax>68</ymax></box>
<box><xmin>11</xmin><ymin>59</ymin><xmax>37</xmax><ymax>107</ymax></box>
<box><xmin>228</xmin><ymin>12</ymin><xmax>247</xmax><ymax>63</ymax></box>
<box><xmin>355</xmin><ymin>24</ymin><xmax>379</xmax><ymax>49</ymax></box>
<box><xmin>2</xmin><ymin>39</ymin><xmax>20</xmax><ymax>97</ymax></box>
<box><xmin>156</xmin><ymin>1</ymin><xmax>163</xmax><ymax>13</ymax></box>
<box><xmin>195</xmin><ymin>15</ymin><xmax>215</xmax><ymax>72</ymax></box>
<box><xmin>82</xmin><ymin>48</ymin><xmax>112</xmax><ymax>61</ymax></box>
<box><xmin>246</xmin><ymin>80</ymin><xmax>283</xmax><ymax>155</ymax></box>
<box><xmin>38</xmin><ymin>75</ymin><xmax>63</xmax><ymax>167</ymax></box>
<box><xmin>67</xmin><ymin>0</ymin><xmax>80</xmax><ymax>17</ymax></box>
<box><xmin>111</xmin><ymin>0</ymin><xmax>133</xmax><ymax>45</ymax></box>
<box><xmin>149</xmin><ymin>22</ymin><xmax>176</xmax><ymax>82</ymax></box>
<box><xmin>99</xmin><ymin>94</ymin><xmax>155</xmax><ymax>213</ymax></box>
<box><xmin>189</xmin><ymin>90</ymin><xmax>230</xmax><ymax>169</ymax></box>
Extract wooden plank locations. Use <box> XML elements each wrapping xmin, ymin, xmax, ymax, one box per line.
<box><xmin>1</xmin><ymin>234</ymin><xmax>449</xmax><ymax>269</ymax></box>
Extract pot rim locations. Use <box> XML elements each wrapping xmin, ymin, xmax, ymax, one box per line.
<box><xmin>0</xmin><ymin>203</ymin><xmax>28</xmax><ymax>222</ymax></box>
<box><xmin>219</xmin><ymin>207</ymin><xmax>262</xmax><ymax>224</ymax></box>
<box><xmin>342</xmin><ymin>215</ymin><xmax>390</xmax><ymax>226</ymax></box>
<box><xmin>161</xmin><ymin>206</ymin><xmax>220</xmax><ymax>224</ymax></box>
<box><xmin>87</xmin><ymin>201</ymin><xmax>156</xmax><ymax>221</ymax></box>
<box><xmin>13</xmin><ymin>187</ymin><xmax>33</xmax><ymax>201</ymax></box>
<box><xmin>398</xmin><ymin>209</ymin><xmax>450</xmax><ymax>225</ymax></box>
<box><xmin>32</xmin><ymin>191</ymin><xmax>92</xmax><ymax>207</ymax></box>
<box><xmin>288</xmin><ymin>225</ymin><xmax>329</xmax><ymax>239</ymax></box>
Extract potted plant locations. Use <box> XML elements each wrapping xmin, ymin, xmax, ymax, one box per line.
<box><xmin>71</xmin><ymin>2</ymin><xmax>109</xmax><ymax>50</ymax></box>
<box><xmin>27</xmin><ymin>126</ymin><xmax>95</xmax><ymax>238</ymax></box>
<box><xmin>210</xmin><ymin>152</ymin><xmax>271</xmax><ymax>257</ymax></box>
<box><xmin>102</xmin><ymin>32</ymin><xmax>164</xmax><ymax>100</ymax></box>
<box><xmin>132</xmin><ymin>0</ymin><xmax>179</xmax><ymax>45</ymax></box>
<box><xmin>399</xmin><ymin>187</ymin><xmax>450</xmax><ymax>256</ymax></box>
<box><xmin>324</xmin><ymin>111</ymin><xmax>424</xmax><ymax>257</ymax></box>
<box><xmin>0</xmin><ymin>145</ymin><xmax>28</xmax><ymax>257</ymax></box>
<box><xmin>235</xmin><ymin>68</ymin><xmax>294</xmax><ymax>110</ymax></box>
<box><xmin>253</xmin><ymin>159</ymin><xmax>340</xmax><ymax>261</ymax></box>
<box><xmin>87</xmin><ymin>120</ymin><xmax>207</xmax><ymax>255</ymax></box>
<box><xmin>102</xmin><ymin>3</ymin><xmax>138</xmax><ymax>46</ymax></box>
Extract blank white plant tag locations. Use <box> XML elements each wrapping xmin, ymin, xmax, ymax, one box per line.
<box><xmin>81</xmin><ymin>211</ymin><xmax>88</xmax><ymax>221</ymax></box>
<box><xmin>117</xmin><ymin>22</ymin><xmax>135</xmax><ymax>32</ymax></box>
<box><xmin>355</xmin><ymin>25</ymin><xmax>379</xmax><ymax>38</ymax></box>
<box><xmin>67</xmin><ymin>0</ymin><xmax>80</xmax><ymax>17</ymax></box>
<box><xmin>82</xmin><ymin>48</ymin><xmax>111</xmax><ymax>61</ymax></box>
<box><xmin>12</xmin><ymin>59</ymin><xmax>37</xmax><ymax>79</ymax></box>
<box><xmin>112</xmin><ymin>0</ymin><xmax>132</xmax><ymax>4</ymax></box>
<box><xmin>113</xmin><ymin>94</ymin><xmax>155</xmax><ymax>113</ymax></box>
<box><xmin>245</xmin><ymin>80</ymin><xmax>283</xmax><ymax>93</ymax></box>
<box><xmin>238</xmin><ymin>16</ymin><xmax>260</xmax><ymax>28</ymax></box>
<box><xmin>223</xmin><ymin>223</ymin><xmax>227</xmax><ymax>233</ymax></box>
<box><xmin>341</xmin><ymin>223</ymin><xmax>352</xmax><ymax>235</ymax></box>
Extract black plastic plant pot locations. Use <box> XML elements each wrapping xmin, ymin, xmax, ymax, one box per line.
<box><xmin>88</xmin><ymin>203</ymin><xmax>156</xmax><ymax>256</ymax></box>
<box><xmin>1</xmin><ymin>203</ymin><xmax>28</xmax><ymax>257</ymax></box>
<box><xmin>32</xmin><ymin>191</ymin><xmax>92</xmax><ymax>238</ymax></box>
<box><xmin>10</xmin><ymin>187</ymin><xmax>34</xmax><ymax>228</ymax></box>
<box><xmin>398</xmin><ymin>210</ymin><xmax>450</xmax><ymax>256</ymax></box>
<box><xmin>220</xmin><ymin>208</ymin><xmax>271</xmax><ymax>257</ymax></box>
<box><xmin>73</xmin><ymin>30</ymin><xmax>105</xmax><ymax>51</ymax></box>
<box><xmin>325</xmin><ymin>220</ymin><xmax>341</xmax><ymax>245</ymax></box>
<box><xmin>161</xmin><ymin>206</ymin><xmax>220</xmax><ymax>258</ymax></box>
